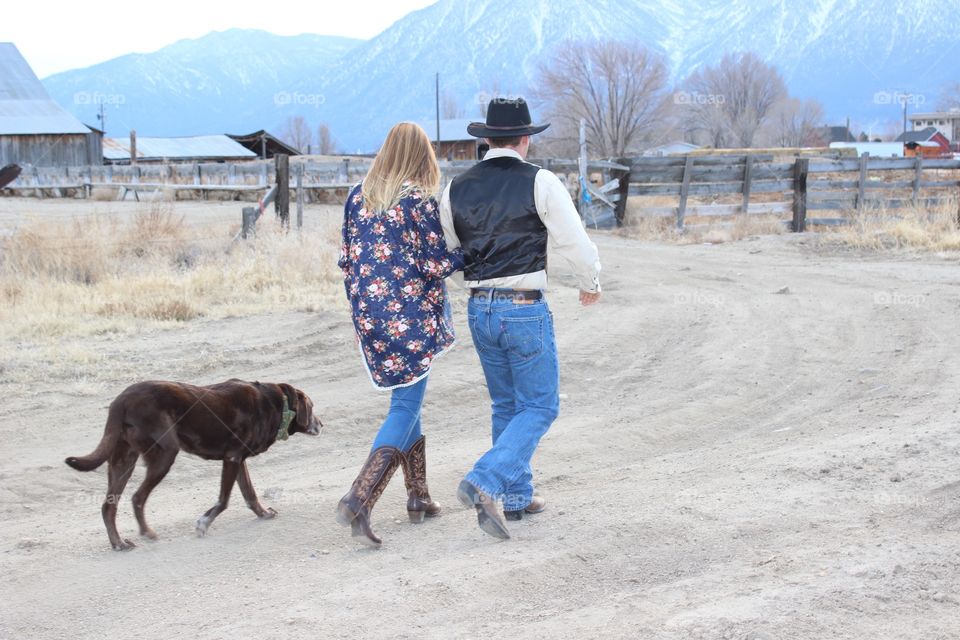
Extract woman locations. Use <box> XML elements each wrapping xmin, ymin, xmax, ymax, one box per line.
<box><xmin>335</xmin><ymin>122</ymin><xmax>463</xmax><ymax>547</ymax></box>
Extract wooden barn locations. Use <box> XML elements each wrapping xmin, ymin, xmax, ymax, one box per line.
<box><xmin>420</xmin><ymin>119</ymin><xmax>478</xmax><ymax>160</ymax></box>
<box><xmin>0</xmin><ymin>42</ymin><xmax>102</xmax><ymax>166</ymax></box>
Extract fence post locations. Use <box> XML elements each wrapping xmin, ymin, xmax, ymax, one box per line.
<box><xmin>275</xmin><ymin>153</ymin><xmax>290</xmax><ymax>227</ymax></box>
<box><xmin>677</xmin><ymin>155</ymin><xmax>694</xmax><ymax>230</ymax></box>
<box><xmin>792</xmin><ymin>158</ymin><xmax>809</xmax><ymax>232</ymax></box>
<box><xmin>241</xmin><ymin>206</ymin><xmax>260</xmax><ymax>239</ymax></box>
<box><xmin>611</xmin><ymin>158</ymin><xmax>631</xmax><ymax>227</ymax></box>
<box><xmin>856</xmin><ymin>152</ymin><xmax>869</xmax><ymax>211</ymax></box>
<box><xmin>296</xmin><ymin>162</ymin><xmax>304</xmax><ymax>230</ymax></box>
<box><xmin>741</xmin><ymin>154</ymin><xmax>753</xmax><ymax>214</ymax></box>
<box><xmin>912</xmin><ymin>156</ymin><xmax>923</xmax><ymax>202</ymax></box>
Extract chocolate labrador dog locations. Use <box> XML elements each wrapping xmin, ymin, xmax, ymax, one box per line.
<box><xmin>65</xmin><ymin>379</ymin><xmax>322</xmax><ymax>550</ymax></box>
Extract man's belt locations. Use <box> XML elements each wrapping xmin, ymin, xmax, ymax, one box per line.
<box><xmin>470</xmin><ymin>288</ymin><xmax>543</xmax><ymax>304</ymax></box>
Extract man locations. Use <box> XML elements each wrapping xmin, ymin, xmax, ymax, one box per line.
<box><xmin>439</xmin><ymin>97</ymin><xmax>602</xmax><ymax>539</ymax></box>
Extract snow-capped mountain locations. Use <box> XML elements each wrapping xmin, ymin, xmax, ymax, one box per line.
<box><xmin>42</xmin><ymin>0</ymin><xmax>959</xmax><ymax>151</ymax></box>
<box><xmin>42</xmin><ymin>29</ymin><xmax>361</xmax><ymax>138</ymax></box>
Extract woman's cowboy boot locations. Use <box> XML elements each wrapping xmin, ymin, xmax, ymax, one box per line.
<box><xmin>336</xmin><ymin>447</ymin><xmax>401</xmax><ymax>547</ymax></box>
<box><xmin>401</xmin><ymin>436</ymin><xmax>441</xmax><ymax>523</ymax></box>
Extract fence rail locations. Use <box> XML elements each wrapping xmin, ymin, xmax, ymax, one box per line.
<box><xmin>4</xmin><ymin>153</ymin><xmax>960</xmax><ymax>232</ymax></box>
<box><xmin>625</xmin><ymin>154</ymin><xmax>960</xmax><ymax>231</ymax></box>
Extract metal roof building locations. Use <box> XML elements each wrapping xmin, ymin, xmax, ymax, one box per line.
<box><xmin>0</xmin><ymin>42</ymin><xmax>101</xmax><ymax>166</ymax></box>
<box><xmin>103</xmin><ymin>134</ymin><xmax>258</xmax><ymax>164</ymax></box>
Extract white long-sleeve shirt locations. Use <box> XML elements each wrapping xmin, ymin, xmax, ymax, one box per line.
<box><xmin>439</xmin><ymin>148</ymin><xmax>602</xmax><ymax>293</ymax></box>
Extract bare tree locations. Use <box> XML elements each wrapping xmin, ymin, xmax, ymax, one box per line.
<box><xmin>937</xmin><ymin>81</ymin><xmax>960</xmax><ymax>110</ymax></box>
<box><xmin>441</xmin><ymin>91</ymin><xmax>464</xmax><ymax>119</ymax></box>
<box><xmin>679</xmin><ymin>52</ymin><xmax>787</xmax><ymax>148</ymax></box>
<box><xmin>535</xmin><ymin>40</ymin><xmax>671</xmax><ymax>156</ymax></box>
<box><xmin>316</xmin><ymin>123</ymin><xmax>336</xmax><ymax>155</ymax></box>
<box><xmin>763</xmin><ymin>97</ymin><xmax>825</xmax><ymax>147</ymax></box>
<box><xmin>279</xmin><ymin>115</ymin><xmax>313</xmax><ymax>154</ymax></box>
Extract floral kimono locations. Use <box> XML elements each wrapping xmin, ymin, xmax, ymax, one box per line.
<box><xmin>338</xmin><ymin>183</ymin><xmax>464</xmax><ymax>389</ymax></box>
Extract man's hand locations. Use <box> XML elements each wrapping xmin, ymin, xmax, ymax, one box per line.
<box><xmin>579</xmin><ymin>290</ymin><xmax>601</xmax><ymax>306</ymax></box>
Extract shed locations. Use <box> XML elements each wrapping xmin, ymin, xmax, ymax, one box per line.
<box><xmin>227</xmin><ymin>130</ymin><xmax>301</xmax><ymax>159</ymax></box>
<box><xmin>895</xmin><ymin>126</ymin><xmax>951</xmax><ymax>158</ymax></box>
<box><xmin>0</xmin><ymin>42</ymin><xmax>102</xmax><ymax>166</ymax></box>
<box><xmin>103</xmin><ymin>134</ymin><xmax>258</xmax><ymax>164</ymax></box>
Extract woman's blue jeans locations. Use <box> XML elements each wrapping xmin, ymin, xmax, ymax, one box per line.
<box><xmin>464</xmin><ymin>295</ymin><xmax>560</xmax><ymax>511</ymax></box>
<box><xmin>370</xmin><ymin>376</ymin><xmax>428</xmax><ymax>453</ymax></box>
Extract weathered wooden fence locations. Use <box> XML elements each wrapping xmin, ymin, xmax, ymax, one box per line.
<box><xmin>1</xmin><ymin>158</ymin><xmax>367</xmax><ymax>200</ymax></box>
<box><xmin>625</xmin><ymin>154</ymin><xmax>960</xmax><ymax>231</ymax></box>
<box><xmin>5</xmin><ymin>153</ymin><xmax>959</xmax><ymax>233</ymax></box>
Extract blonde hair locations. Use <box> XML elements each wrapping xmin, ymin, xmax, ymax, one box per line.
<box><xmin>361</xmin><ymin>122</ymin><xmax>441</xmax><ymax>212</ymax></box>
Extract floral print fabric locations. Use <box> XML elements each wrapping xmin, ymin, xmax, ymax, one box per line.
<box><xmin>339</xmin><ymin>183</ymin><xmax>463</xmax><ymax>389</ymax></box>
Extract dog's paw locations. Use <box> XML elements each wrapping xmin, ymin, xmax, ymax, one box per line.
<box><xmin>195</xmin><ymin>515</ymin><xmax>211</xmax><ymax>537</ymax></box>
<box><xmin>113</xmin><ymin>538</ymin><xmax>136</xmax><ymax>551</ymax></box>
<box><xmin>259</xmin><ymin>507</ymin><xmax>278</xmax><ymax>520</ymax></box>
<box><xmin>140</xmin><ymin>528</ymin><xmax>159</xmax><ymax>541</ymax></box>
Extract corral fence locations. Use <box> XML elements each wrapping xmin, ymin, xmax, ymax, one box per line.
<box><xmin>4</xmin><ymin>153</ymin><xmax>960</xmax><ymax>233</ymax></box>
<box><xmin>623</xmin><ymin>153</ymin><xmax>960</xmax><ymax>231</ymax></box>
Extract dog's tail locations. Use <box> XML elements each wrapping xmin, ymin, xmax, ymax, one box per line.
<box><xmin>65</xmin><ymin>402</ymin><xmax>123</xmax><ymax>472</ymax></box>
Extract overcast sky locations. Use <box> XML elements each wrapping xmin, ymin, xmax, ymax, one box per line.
<box><xmin>3</xmin><ymin>0</ymin><xmax>437</xmax><ymax>78</ymax></box>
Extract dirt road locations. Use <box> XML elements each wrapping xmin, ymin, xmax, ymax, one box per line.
<box><xmin>2</xmin><ymin>230</ymin><xmax>958</xmax><ymax>639</ymax></box>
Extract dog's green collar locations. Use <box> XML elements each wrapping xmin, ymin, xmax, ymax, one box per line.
<box><xmin>277</xmin><ymin>396</ymin><xmax>296</xmax><ymax>442</ymax></box>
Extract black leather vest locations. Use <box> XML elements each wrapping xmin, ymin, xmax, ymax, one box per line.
<box><xmin>449</xmin><ymin>156</ymin><xmax>547</xmax><ymax>282</ymax></box>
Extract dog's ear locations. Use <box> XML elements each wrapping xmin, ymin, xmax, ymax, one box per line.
<box><xmin>295</xmin><ymin>389</ymin><xmax>311</xmax><ymax>428</ymax></box>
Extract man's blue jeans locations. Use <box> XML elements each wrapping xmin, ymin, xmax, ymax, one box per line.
<box><xmin>370</xmin><ymin>376</ymin><xmax>428</xmax><ymax>453</ymax></box>
<box><xmin>465</xmin><ymin>294</ymin><xmax>560</xmax><ymax>511</ymax></box>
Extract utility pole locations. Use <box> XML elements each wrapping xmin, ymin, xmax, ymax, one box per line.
<box><xmin>902</xmin><ymin>94</ymin><xmax>908</xmax><ymax>136</ymax></box>
<box><xmin>435</xmin><ymin>72</ymin><xmax>441</xmax><ymax>155</ymax></box>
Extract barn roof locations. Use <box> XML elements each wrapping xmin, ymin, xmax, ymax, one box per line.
<box><xmin>896</xmin><ymin>126</ymin><xmax>940</xmax><ymax>143</ymax></box>
<box><xmin>103</xmin><ymin>134</ymin><xmax>258</xmax><ymax>162</ymax></box>
<box><xmin>0</xmin><ymin>42</ymin><xmax>92</xmax><ymax>135</ymax></box>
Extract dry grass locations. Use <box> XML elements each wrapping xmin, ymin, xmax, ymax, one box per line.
<box><xmin>817</xmin><ymin>196</ymin><xmax>960</xmax><ymax>252</ymax></box>
<box><xmin>622</xmin><ymin>192</ymin><xmax>960</xmax><ymax>251</ymax></box>
<box><xmin>0</xmin><ymin>200</ymin><xmax>344</xmax><ymax>340</ymax></box>
<box><xmin>621</xmin><ymin>201</ymin><xmax>787</xmax><ymax>245</ymax></box>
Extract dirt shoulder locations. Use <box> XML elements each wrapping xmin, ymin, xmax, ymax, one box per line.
<box><xmin>2</xmin><ymin>231</ymin><xmax>959</xmax><ymax>639</ymax></box>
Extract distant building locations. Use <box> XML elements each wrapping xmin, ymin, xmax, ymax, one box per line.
<box><xmin>227</xmin><ymin>130</ymin><xmax>301</xmax><ymax>159</ymax></box>
<box><xmin>103</xmin><ymin>134</ymin><xmax>257</xmax><ymax>164</ymax></box>
<box><xmin>418</xmin><ymin>119</ymin><xmax>477</xmax><ymax>160</ymax></box>
<box><xmin>642</xmin><ymin>141</ymin><xmax>701</xmax><ymax>156</ymax></box>
<box><xmin>907</xmin><ymin>109</ymin><xmax>960</xmax><ymax>142</ymax></box>
<box><xmin>0</xmin><ymin>42</ymin><xmax>102</xmax><ymax>166</ymax></box>
<box><xmin>817</xmin><ymin>126</ymin><xmax>856</xmax><ymax>144</ymax></box>
<box><xmin>895</xmin><ymin>127</ymin><xmax>952</xmax><ymax>157</ymax></box>
<box><xmin>829</xmin><ymin>141</ymin><xmax>903</xmax><ymax>157</ymax></box>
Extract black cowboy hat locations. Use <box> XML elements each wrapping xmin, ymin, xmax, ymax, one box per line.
<box><xmin>467</xmin><ymin>98</ymin><xmax>550</xmax><ymax>138</ymax></box>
